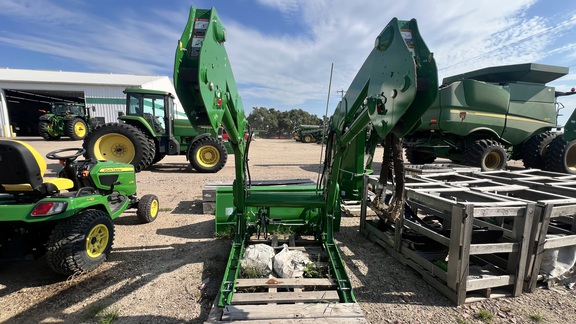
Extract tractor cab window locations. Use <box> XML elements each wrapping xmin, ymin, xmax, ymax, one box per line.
<box><xmin>143</xmin><ymin>96</ymin><xmax>166</xmax><ymax>135</ymax></box>
<box><xmin>128</xmin><ymin>95</ymin><xmax>142</xmax><ymax>115</ymax></box>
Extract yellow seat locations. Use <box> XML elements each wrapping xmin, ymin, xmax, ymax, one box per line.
<box><xmin>0</xmin><ymin>140</ymin><xmax>74</xmax><ymax>194</ymax></box>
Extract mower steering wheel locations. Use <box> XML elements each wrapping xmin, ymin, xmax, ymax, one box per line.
<box><xmin>46</xmin><ymin>148</ymin><xmax>86</xmax><ymax>162</ymax></box>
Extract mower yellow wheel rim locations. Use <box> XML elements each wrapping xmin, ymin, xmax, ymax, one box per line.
<box><xmin>567</xmin><ymin>145</ymin><xmax>576</xmax><ymax>171</ymax></box>
<box><xmin>196</xmin><ymin>145</ymin><xmax>220</xmax><ymax>168</ymax></box>
<box><xmin>485</xmin><ymin>151</ymin><xmax>502</xmax><ymax>170</ymax></box>
<box><xmin>86</xmin><ymin>224</ymin><xmax>109</xmax><ymax>258</ymax></box>
<box><xmin>94</xmin><ymin>134</ymin><xmax>135</xmax><ymax>163</ymax></box>
<box><xmin>150</xmin><ymin>199</ymin><xmax>159</xmax><ymax>218</ymax></box>
<box><xmin>74</xmin><ymin>122</ymin><xmax>87</xmax><ymax>138</ymax></box>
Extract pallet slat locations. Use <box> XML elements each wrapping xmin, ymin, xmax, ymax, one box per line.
<box><xmin>231</xmin><ymin>290</ymin><xmax>340</xmax><ymax>304</ymax></box>
<box><xmin>221</xmin><ymin>303</ymin><xmax>365</xmax><ymax>321</ymax></box>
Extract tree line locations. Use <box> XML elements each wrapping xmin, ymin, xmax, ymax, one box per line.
<box><xmin>247</xmin><ymin>107</ymin><xmax>323</xmax><ymax>138</ymax></box>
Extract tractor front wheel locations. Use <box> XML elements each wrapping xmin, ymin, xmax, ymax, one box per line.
<box><xmin>302</xmin><ymin>135</ymin><xmax>314</xmax><ymax>143</ymax></box>
<box><xmin>38</xmin><ymin>121</ymin><xmax>61</xmax><ymax>141</ymax></box>
<box><xmin>137</xmin><ymin>194</ymin><xmax>160</xmax><ymax>223</ymax></box>
<box><xmin>46</xmin><ymin>210</ymin><xmax>114</xmax><ymax>275</ymax></box>
<box><xmin>188</xmin><ymin>136</ymin><xmax>228</xmax><ymax>173</ymax></box>
<box><xmin>522</xmin><ymin>131</ymin><xmax>557</xmax><ymax>169</ymax></box>
<box><xmin>463</xmin><ymin>139</ymin><xmax>507</xmax><ymax>171</ymax></box>
<box><xmin>544</xmin><ymin>137</ymin><xmax>576</xmax><ymax>174</ymax></box>
<box><xmin>83</xmin><ymin>123</ymin><xmax>155</xmax><ymax>172</ymax></box>
<box><xmin>67</xmin><ymin>118</ymin><xmax>89</xmax><ymax>140</ymax></box>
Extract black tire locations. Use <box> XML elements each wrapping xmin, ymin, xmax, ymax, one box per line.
<box><xmin>66</xmin><ymin>118</ymin><xmax>89</xmax><ymax>140</ymax></box>
<box><xmin>544</xmin><ymin>137</ymin><xmax>576</xmax><ymax>174</ymax></box>
<box><xmin>188</xmin><ymin>136</ymin><xmax>228</xmax><ymax>173</ymax></box>
<box><xmin>46</xmin><ymin>210</ymin><xmax>114</xmax><ymax>275</ymax></box>
<box><xmin>82</xmin><ymin>123</ymin><xmax>155</xmax><ymax>172</ymax></box>
<box><xmin>462</xmin><ymin>139</ymin><xmax>507</xmax><ymax>171</ymax></box>
<box><xmin>405</xmin><ymin>147</ymin><xmax>436</xmax><ymax>164</ymax></box>
<box><xmin>303</xmin><ymin>135</ymin><xmax>314</xmax><ymax>143</ymax></box>
<box><xmin>151</xmin><ymin>151</ymin><xmax>166</xmax><ymax>166</ymax></box>
<box><xmin>522</xmin><ymin>131</ymin><xmax>557</xmax><ymax>169</ymax></box>
<box><xmin>137</xmin><ymin>194</ymin><xmax>160</xmax><ymax>223</ymax></box>
<box><xmin>38</xmin><ymin>121</ymin><xmax>61</xmax><ymax>141</ymax></box>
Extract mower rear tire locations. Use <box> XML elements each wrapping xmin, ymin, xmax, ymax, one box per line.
<box><xmin>46</xmin><ymin>209</ymin><xmax>114</xmax><ymax>275</ymax></box>
<box><xmin>522</xmin><ymin>131</ymin><xmax>557</xmax><ymax>169</ymax></box>
<box><xmin>83</xmin><ymin>123</ymin><xmax>155</xmax><ymax>172</ymax></box>
<box><xmin>188</xmin><ymin>136</ymin><xmax>228</xmax><ymax>173</ymax></box>
<box><xmin>463</xmin><ymin>139</ymin><xmax>507</xmax><ymax>171</ymax></box>
<box><xmin>544</xmin><ymin>137</ymin><xmax>576</xmax><ymax>174</ymax></box>
<box><xmin>67</xmin><ymin>118</ymin><xmax>89</xmax><ymax>140</ymax></box>
<box><xmin>137</xmin><ymin>194</ymin><xmax>160</xmax><ymax>223</ymax></box>
<box><xmin>38</xmin><ymin>121</ymin><xmax>61</xmax><ymax>141</ymax></box>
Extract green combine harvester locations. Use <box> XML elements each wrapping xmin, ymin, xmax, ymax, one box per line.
<box><xmin>173</xmin><ymin>6</ymin><xmax>437</xmax><ymax>321</ymax></box>
<box><xmin>292</xmin><ymin>124</ymin><xmax>324</xmax><ymax>143</ymax></box>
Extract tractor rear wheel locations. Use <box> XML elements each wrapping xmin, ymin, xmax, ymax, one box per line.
<box><xmin>67</xmin><ymin>118</ymin><xmax>89</xmax><ymax>140</ymax></box>
<box><xmin>543</xmin><ymin>137</ymin><xmax>576</xmax><ymax>174</ymax></box>
<box><xmin>38</xmin><ymin>121</ymin><xmax>61</xmax><ymax>140</ymax></box>
<box><xmin>463</xmin><ymin>139</ymin><xmax>507</xmax><ymax>171</ymax></box>
<box><xmin>188</xmin><ymin>136</ymin><xmax>228</xmax><ymax>173</ymax></box>
<box><xmin>83</xmin><ymin>123</ymin><xmax>155</xmax><ymax>172</ymax></box>
<box><xmin>522</xmin><ymin>131</ymin><xmax>557</xmax><ymax>169</ymax></box>
<box><xmin>46</xmin><ymin>209</ymin><xmax>114</xmax><ymax>275</ymax></box>
<box><xmin>137</xmin><ymin>194</ymin><xmax>160</xmax><ymax>223</ymax></box>
<box><xmin>405</xmin><ymin>148</ymin><xmax>436</xmax><ymax>164</ymax></box>
<box><xmin>302</xmin><ymin>135</ymin><xmax>314</xmax><ymax>143</ymax></box>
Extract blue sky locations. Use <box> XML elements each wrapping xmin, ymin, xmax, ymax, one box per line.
<box><xmin>1</xmin><ymin>0</ymin><xmax>576</xmax><ymax>123</ymax></box>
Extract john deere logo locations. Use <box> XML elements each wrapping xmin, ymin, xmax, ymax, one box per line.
<box><xmin>99</xmin><ymin>167</ymin><xmax>134</xmax><ymax>173</ymax></box>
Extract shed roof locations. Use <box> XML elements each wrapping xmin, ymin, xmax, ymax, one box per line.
<box><xmin>0</xmin><ymin>68</ymin><xmax>165</xmax><ymax>86</ymax></box>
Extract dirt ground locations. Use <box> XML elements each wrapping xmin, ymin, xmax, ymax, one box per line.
<box><xmin>1</xmin><ymin>137</ymin><xmax>575</xmax><ymax>324</ymax></box>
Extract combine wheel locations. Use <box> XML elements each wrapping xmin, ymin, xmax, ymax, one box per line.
<box><xmin>83</xmin><ymin>123</ymin><xmax>155</xmax><ymax>172</ymax></box>
<box><xmin>188</xmin><ymin>136</ymin><xmax>228</xmax><ymax>173</ymax></box>
<box><xmin>46</xmin><ymin>210</ymin><xmax>114</xmax><ymax>275</ymax></box>
<box><xmin>67</xmin><ymin>118</ymin><xmax>89</xmax><ymax>140</ymax></box>
<box><xmin>522</xmin><ymin>131</ymin><xmax>557</xmax><ymax>169</ymax></box>
<box><xmin>302</xmin><ymin>135</ymin><xmax>314</xmax><ymax>143</ymax></box>
<box><xmin>405</xmin><ymin>147</ymin><xmax>436</xmax><ymax>164</ymax></box>
<box><xmin>137</xmin><ymin>194</ymin><xmax>160</xmax><ymax>223</ymax></box>
<box><xmin>38</xmin><ymin>121</ymin><xmax>61</xmax><ymax>140</ymax></box>
<box><xmin>543</xmin><ymin>137</ymin><xmax>576</xmax><ymax>174</ymax></box>
<box><xmin>463</xmin><ymin>139</ymin><xmax>507</xmax><ymax>171</ymax></box>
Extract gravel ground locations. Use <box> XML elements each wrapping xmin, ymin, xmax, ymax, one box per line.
<box><xmin>0</xmin><ymin>137</ymin><xmax>575</xmax><ymax>324</ymax></box>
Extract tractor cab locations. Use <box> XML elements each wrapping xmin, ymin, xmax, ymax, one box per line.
<box><xmin>51</xmin><ymin>103</ymin><xmax>86</xmax><ymax>117</ymax></box>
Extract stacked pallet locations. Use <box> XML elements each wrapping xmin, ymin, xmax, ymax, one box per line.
<box><xmin>359</xmin><ymin>166</ymin><xmax>576</xmax><ymax>305</ymax></box>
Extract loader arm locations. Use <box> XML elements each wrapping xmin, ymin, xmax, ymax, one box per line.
<box><xmin>174</xmin><ymin>6</ymin><xmax>437</xmax><ymax>307</ymax></box>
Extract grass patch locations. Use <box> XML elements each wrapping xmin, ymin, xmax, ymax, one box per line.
<box><xmin>476</xmin><ymin>309</ymin><xmax>493</xmax><ymax>322</ymax></box>
<box><xmin>529</xmin><ymin>313</ymin><xmax>543</xmax><ymax>322</ymax></box>
<box><xmin>98</xmin><ymin>309</ymin><xmax>120</xmax><ymax>324</ymax></box>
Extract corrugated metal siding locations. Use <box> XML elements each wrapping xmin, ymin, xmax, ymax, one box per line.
<box><xmin>84</xmin><ymin>86</ymin><xmax>127</xmax><ymax>123</ymax></box>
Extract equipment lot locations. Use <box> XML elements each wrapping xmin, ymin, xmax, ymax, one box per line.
<box><xmin>1</xmin><ymin>137</ymin><xmax>575</xmax><ymax>323</ymax></box>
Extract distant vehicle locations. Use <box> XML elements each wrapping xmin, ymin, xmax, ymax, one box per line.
<box><xmin>292</xmin><ymin>124</ymin><xmax>324</xmax><ymax>143</ymax></box>
<box><xmin>38</xmin><ymin>103</ymin><xmax>98</xmax><ymax>141</ymax></box>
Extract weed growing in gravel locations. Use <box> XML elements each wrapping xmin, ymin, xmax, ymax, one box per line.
<box><xmin>476</xmin><ymin>309</ymin><xmax>493</xmax><ymax>322</ymax></box>
<box><xmin>529</xmin><ymin>313</ymin><xmax>544</xmax><ymax>322</ymax></box>
<box><xmin>455</xmin><ymin>317</ymin><xmax>468</xmax><ymax>324</ymax></box>
<box><xmin>98</xmin><ymin>309</ymin><xmax>120</xmax><ymax>324</ymax></box>
<box><xmin>85</xmin><ymin>303</ymin><xmax>108</xmax><ymax>319</ymax></box>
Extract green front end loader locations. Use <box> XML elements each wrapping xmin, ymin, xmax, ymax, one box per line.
<box><xmin>0</xmin><ymin>139</ymin><xmax>159</xmax><ymax>275</ymax></box>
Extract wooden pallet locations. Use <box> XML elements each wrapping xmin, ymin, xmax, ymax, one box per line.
<box><xmin>341</xmin><ymin>199</ymin><xmax>375</xmax><ymax>217</ymax></box>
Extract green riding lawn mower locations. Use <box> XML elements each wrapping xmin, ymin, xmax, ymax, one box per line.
<box><xmin>0</xmin><ymin>139</ymin><xmax>159</xmax><ymax>275</ymax></box>
<box><xmin>38</xmin><ymin>102</ymin><xmax>99</xmax><ymax>141</ymax></box>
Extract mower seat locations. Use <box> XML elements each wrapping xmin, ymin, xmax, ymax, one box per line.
<box><xmin>0</xmin><ymin>140</ymin><xmax>74</xmax><ymax>194</ymax></box>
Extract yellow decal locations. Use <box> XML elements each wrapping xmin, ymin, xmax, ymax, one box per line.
<box><xmin>86</xmin><ymin>197</ymin><xmax>95</xmax><ymax>201</ymax></box>
<box><xmin>449</xmin><ymin>110</ymin><xmax>551</xmax><ymax>125</ymax></box>
<box><xmin>99</xmin><ymin>167</ymin><xmax>134</xmax><ymax>173</ymax></box>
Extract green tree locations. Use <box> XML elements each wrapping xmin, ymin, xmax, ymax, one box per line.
<box><xmin>247</xmin><ymin>107</ymin><xmax>322</xmax><ymax>138</ymax></box>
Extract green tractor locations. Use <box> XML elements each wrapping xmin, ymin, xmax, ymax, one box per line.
<box><xmin>0</xmin><ymin>139</ymin><xmax>159</xmax><ymax>275</ymax></box>
<box><xmin>38</xmin><ymin>102</ymin><xmax>97</xmax><ymax>141</ymax></box>
<box><xmin>292</xmin><ymin>124</ymin><xmax>324</xmax><ymax>143</ymax></box>
<box><xmin>82</xmin><ymin>88</ymin><xmax>229</xmax><ymax>172</ymax></box>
